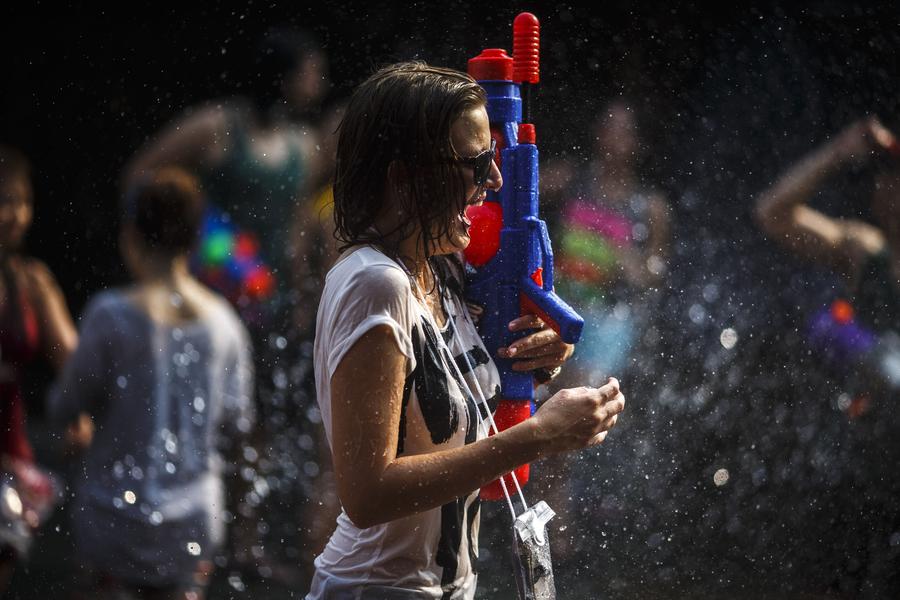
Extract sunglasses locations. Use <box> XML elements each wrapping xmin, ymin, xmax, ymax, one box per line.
<box><xmin>456</xmin><ymin>138</ymin><xmax>496</xmax><ymax>187</ymax></box>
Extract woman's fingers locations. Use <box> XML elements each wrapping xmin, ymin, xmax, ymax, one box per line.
<box><xmin>499</xmin><ymin>331</ymin><xmax>573</xmax><ymax>365</ymax></box>
<box><xmin>508</xmin><ymin>314</ymin><xmax>545</xmax><ymax>332</ymax></box>
<box><xmin>510</xmin><ymin>352</ymin><xmax>571</xmax><ymax>372</ymax></box>
<box><xmin>588</xmin><ymin>431</ymin><xmax>608</xmax><ymax>446</ymax></box>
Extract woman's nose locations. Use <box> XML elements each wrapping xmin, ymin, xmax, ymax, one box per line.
<box><xmin>486</xmin><ymin>160</ymin><xmax>502</xmax><ymax>192</ymax></box>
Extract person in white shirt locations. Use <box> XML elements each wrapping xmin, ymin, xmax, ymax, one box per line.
<box><xmin>309</xmin><ymin>61</ymin><xmax>626</xmax><ymax>600</ymax></box>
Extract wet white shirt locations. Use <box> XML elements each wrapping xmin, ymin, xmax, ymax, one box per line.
<box><xmin>310</xmin><ymin>246</ymin><xmax>500</xmax><ymax>600</ymax></box>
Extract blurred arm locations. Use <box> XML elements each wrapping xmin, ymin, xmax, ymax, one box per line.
<box><xmin>754</xmin><ymin>118</ymin><xmax>887</xmax><ymax>278</ymax></box>
<box><xmin>122</xmin><ymin>104</ymin><xmax>227</xmax><ymax>190</ymax></box>
<box><xmin>25</xmin><ymin>259</ymin><xmax>77</xmax><ymax>370</ymax></box>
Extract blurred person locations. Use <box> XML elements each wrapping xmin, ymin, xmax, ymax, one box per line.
<box><xmin>125</xmin><ymin>26</ymin><xmax>328</xmax><ymax>287</ymax></box>
<box><xmin>48</xmin><ymin>167</ymin><xmax>254</xmax><ymax>600</ymax></box>
<box><xmin>307</xmin><ymin>61</ymin><xmax>625</xmax><ymax>599</ymax></box>
<box><xmin>531</xmin><ymin>101</ymin><xmax>670</xmax><ymax>566</ymax></box>
<box><xmin>755</xmin><ymin>116</ymin><xmax>900</xmax><ymax>597</ymax></box>
<box><xmin>552</xmin><ymin>100</ymin><xmax>671</xmax><ymax>384</ymax></box>
<box><xmin>0</xmin><ymin>144</ymin><xmax>79</xmax><ymax>592</ymax></box>
<box><xmin>755</xmin><ymin>116</ymin><xmax>899</xmax><ymax>333</ymax></box>
<box><xmin>124</xmin><ymin>28</ymin><xmax>332</xmax><ymax>583</ymax></box>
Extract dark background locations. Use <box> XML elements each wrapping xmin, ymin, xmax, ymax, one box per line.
<box><xmin>3</xmin><ymin>1</ymin><xmax>900</xmax><ymax>598</ymax></box>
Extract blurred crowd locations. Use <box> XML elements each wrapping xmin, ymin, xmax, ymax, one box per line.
<box><xmin>3</xmin><ymin>20</ymin><xmax>900</xmax><ymax>600</ymax></box>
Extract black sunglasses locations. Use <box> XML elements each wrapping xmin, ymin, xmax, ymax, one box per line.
<box><xmin>455</xmin><ymin>138</ymin><xmax>496</xmax><ymax>187</ymax></box>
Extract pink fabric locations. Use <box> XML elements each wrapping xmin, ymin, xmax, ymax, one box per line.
<box><xmin>564</xmin><ymin>200</ymin><xmax>632</xmax><ymax>245</ymax></box>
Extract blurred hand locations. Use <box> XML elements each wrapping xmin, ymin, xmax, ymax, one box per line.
<box><xmin>531</xmin><ymin>377</ymin><xmax>625</xmax><ymax>455</ymax></box>
<box><xmin>498</xmin><ymin>314</ymin><xmax>574</xmax><ymax>372</ymax></box>
<box><xmin>831</xmin><ymin>116</ymin><xmax>895</xmax><ymax>164</ymax></box>
<box><xmin>65</xmin><ymin>412</ymin><xmax>94</xmax><ymax>452</ymax></box>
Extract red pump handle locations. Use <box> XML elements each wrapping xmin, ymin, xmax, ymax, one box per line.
<box><xmin>512</xmin><ymin>12</ymin><xmax>540</xmax><ymax>84</ymax></box>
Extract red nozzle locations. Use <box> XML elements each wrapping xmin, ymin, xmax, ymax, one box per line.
<box><xmin>513</xmin><ymin>12</ymin><xmax>540</xmax><ymax>84</ymax></box>
<box><xmin>468</xmin><ymin>48</ymin><xmax>513</xmax><ymax>81</ymax></box>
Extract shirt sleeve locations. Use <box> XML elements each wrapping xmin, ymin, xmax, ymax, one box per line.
<box><xmin>325</xmin><ymin>263</ymin><xmax>418</xmax><ymax>379</ymax></box>
<box><xmin>222</xmin><ymin>319</ymin><xmax>255</xmax><ymax>436</ymax></box>
<box><xmin>46</xmin><ymin>296</ymin><xmax>112</xmax><ymax>423</ymax></box>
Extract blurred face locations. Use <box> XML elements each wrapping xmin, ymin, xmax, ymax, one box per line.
<box><xmin>283</xmin><ymin>51</ymin><xmax>327</xmax><ymax>112</ymax></box>
<box><xmin>432</xmin><ymin>105</ymin><xmax>502</xmax><ymax>255</ymax></box>
<box><xmin>594</xmin><ymin>103</ymin><xmax>638</xmax><ymax>163</ymax></box>
<box><xmin>0</xmin><ymin>177</ymin><xmax>33</xmax><ymax>250</ymax></box>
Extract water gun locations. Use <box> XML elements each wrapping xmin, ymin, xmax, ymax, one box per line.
<box><xmin>807</xmin><ymin>298</ymin><xmax>900</xmax><ymax>416</ymax></box>
<box><xmin>193</xmin><ymin>207</ymin><xmax>276</xmax><ymax>307</ymax></box>
<box><xmin>464</xmin><ymin>13</ymin><xmax>584</xmax><ymax>501</ymax></box>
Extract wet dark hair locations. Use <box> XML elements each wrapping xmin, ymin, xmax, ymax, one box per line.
<box><xmin>0</xmin><ymin>144</ymin><xmax>32</xmax><ymax>198</ymax></box>
<box><xmin>333</xmin><ymin>61</ymin><xmax>486</xmax><ymax>261</ymax></box>
<box><xmin>247</xmin><ymin>27</ymin><xmax>322</xmax><ymax>116</ymax></box>
<box><xmin>125</xmin><ymin>167</ymin><xmax>205</xmax><ymax>256</ymax></box>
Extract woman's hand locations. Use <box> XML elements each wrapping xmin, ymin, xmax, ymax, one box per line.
<box><xmin>65</xmin><ymin>412</ymin><xmax>94</xmax><ymax>452</ymax></box>
<box><xmin>497</xmin><ymin>314</ymin><xmax>574</xmax><ymax>373</ymax></box>
<box><xmin>530</xmin><ymin>377</ymin><xmax>625</xmax><ymax>455</ymax></box>
<box><xmin>830</xmin><ymin>116</ymin><xmax>895</xmax><ymax>165</ymax></box>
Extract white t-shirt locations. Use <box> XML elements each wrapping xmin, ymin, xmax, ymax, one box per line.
<box><xmin>309</xmin><ymin>246</ymin><xmax>501</xmax><ymax>600</ymax></box>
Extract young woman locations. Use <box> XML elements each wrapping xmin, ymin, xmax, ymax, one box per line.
<box><xmin>49</xmin><ymin>167</ymin><xmax>254</xmax><ymax>600</ymax></box>
<box><xmin>0</xmin><ymin>145</ymin><xmax>78</xmax><ymax>593</ymax></box>
<box><xmin>308</xmin><ymin>62</ymin><xmax>626</xmax><ymax>600</ymax></box>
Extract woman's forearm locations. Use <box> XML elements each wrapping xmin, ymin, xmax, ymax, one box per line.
<box><xmin>755</xmin><ymin>140</ymin><xmax>844</xmax><ymax>233</ymax></box>
<box><xmin>343</xmin><ymin>418</ymin><xmax>545</xmax><ymax>528</ymax></box>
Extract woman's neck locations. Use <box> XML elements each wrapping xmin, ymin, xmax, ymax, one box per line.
<box><xmin>135</xmin><ymin>256</ymin><xmax>192</xmax><ymax>288</ymax></box>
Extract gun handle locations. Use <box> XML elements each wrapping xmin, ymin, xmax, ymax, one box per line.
<box><xmin>520</xmin><ymin>279</ymin><xmax>585</xmax><ymax>344</ymax></box>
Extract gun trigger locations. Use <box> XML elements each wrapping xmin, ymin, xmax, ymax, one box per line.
<box><xmin>530</xmin><ymin>268</ymin><xmax>543</xmax><ymax>288</ymax></box>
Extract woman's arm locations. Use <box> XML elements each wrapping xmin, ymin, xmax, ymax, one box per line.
<box><xmin>122</xmin><ymin>104</ymin><xmax>227</xmax><ymax>191</ymax></box>
<box><xmin>46</xmin><ymin>299</ymin><xmax>109</xmax><ymax>425</ymax></box>
<box><xmin>24</xmin><ymin>259</ymin><xmax>77</xmax><ymax>370</ymax></box>
<box><xmin>330</xmin><ymin>324</ymin><xmax>623</xmax><ymax>529</ymax></box>
<box><xmin>754</xmin><ymin>118</ymin><xmax>889</xmax><ymax>277</ymax></box>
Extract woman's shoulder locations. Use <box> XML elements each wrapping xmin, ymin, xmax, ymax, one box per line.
<box><xmin>326</xmin><ymin>246</ymin><xmax>413</xmax><ymax>298</ymax></box>
<box><xmin>78</xmin><ymin>288</ymin><xmax>135</xmax><ymax>325</ymax></box>
<box><xmin>18</xmin><ymin>256</ymin><xmax>62</xmax><ymax>293</ymax></box>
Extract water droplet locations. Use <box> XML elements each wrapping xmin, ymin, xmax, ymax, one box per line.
<box><xmin>187</xmin><ymin>541</ymin><xmax>202</xmax><ymax>556</ymax></box>
<box><xmin>3</xmin><ymin>487</ymin><xmax>23</xmax><ymax>516</ymax></box>
<box><xmin>116</xmin><ymin>376</ymin><xmax>128</xmax><ymax>389</ymax></box>
<box><xmin>228</xmin><ymin>574</ymin><xmax>245</xmax><ymax>591</ymax></box>
<box><xmin>193</xmin><ymin>396</ymin><xmax>205</xmax><ymax>412</ymax></box>
<box><xmin>149</xmin><ymin>511</ymin><xmax>163</xmax><ymax>525</ymax></box>
<box><xmin>713</xmin><ymin>468</ymin><xmax>730</xmax><ymax>487</ymax></box>
<box><xmin>719</xmin><ymin>328</ymin><xmax>738</xmax><ymax>349</ymax></box>
<box><xmin>124</xmin><ymin>490</ymin><xmax>136</xmax><ymax>504</ymax></box>
<box><xmin>689</xmin><ymin>303</ymin><xmax>706</xmax><ymax>324</ymax></box>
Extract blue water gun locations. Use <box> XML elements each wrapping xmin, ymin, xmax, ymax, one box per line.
<box><xmin>464</xmin><ymin>13</ymin><xmax>584</xmax><ymax>500</ymax></box>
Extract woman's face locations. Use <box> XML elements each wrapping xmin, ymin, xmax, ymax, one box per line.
<box><xmin>432</xmin><ymin>105</ymin><xmax>502</xmax><ymax>255</ymax></box>
<box><xmin>0</xmin><ymin>177</ymin><xmax>33</xmax><ymax>250</ymax></box>
<box><xmin>283</xmin><ymin>51</ymin><xmax>327</xmax><ymax>112</ymax></box>
<box><xmin>594</xmin><ymin>103</ymin><xmax>638</xmax><ymax>164</ymax></box>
